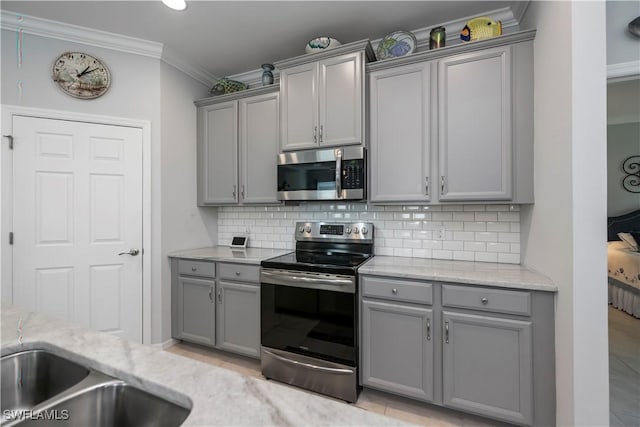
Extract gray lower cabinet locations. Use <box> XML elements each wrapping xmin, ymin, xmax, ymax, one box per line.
<box><xmin>442</xmin><ymin>311</ymin><xmax>533</xmax><ymax>425</ymax></box>
<box><xmin>216</xmin><ymin>280</ymin><xmax>260</xmax><ymax>358</ymax></box>
<box><xmin>176</xmin><ymin>276</ymin><xmax>215</xmax><ymax>346</ymax></box>
<box><xmin>362</xmin><ymin>299</ymin><xmax>434</xmax><ymax>402</ymax></box>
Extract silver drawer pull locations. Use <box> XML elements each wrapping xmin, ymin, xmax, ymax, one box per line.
<box><xmin>392</xmin><ymin>288</ymin><xmax>398</xmax><ymax>295</ymax></box>
<box><xmin>235</xmin><ymin>271</ymin><xmax>241</xmax><ymax>276</ymax></box>
<box><xmin>192</xmin><ymin>266</ymin><xmax>197</xmax><ymax>272</ymax></box>
<box><xmin>481</xmin><ymin>297</ymin><xmax>488</xmax><ymax>305</ymax></box>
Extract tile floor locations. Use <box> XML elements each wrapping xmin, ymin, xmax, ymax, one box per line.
<box><xmin>166</xmin><ymin>306</ymin><xmax>639</xmax><ymax>426</ymax></box>
<box><xmin>608</xmin><ymin>306</ymin><xmax>640</xmax><ymax>427</ymax></box>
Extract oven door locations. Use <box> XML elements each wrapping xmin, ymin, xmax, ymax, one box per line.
<box><xmin>260</xmin><ymin>270</ymin><xmax>357</xmax><ymax>367</ymax></box>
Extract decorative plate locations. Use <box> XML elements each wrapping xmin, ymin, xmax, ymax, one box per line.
<box><xmin>460</xmin><ymin>17</ymin><xmax>503</xmax><ymax>42</ymax></box>
<box><xmin>376</xmin><ymin>31</ymin><xmax>417</xmax><ymax>60</ymax></box>
<box><xmin>306</xmin><ymin>37</ymin><xmax>342</xmax><ymax>54</ymax></box>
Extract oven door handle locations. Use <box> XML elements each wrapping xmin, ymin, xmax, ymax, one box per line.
<box><xmin>260</xmin><ymin>269</ymin><xmax>355</xmax><ymax>292</ymax></box>
<box><xmin>262</xmin><ymin>348</ymin><xmax>354</xmax><ymax>375</ymax></box>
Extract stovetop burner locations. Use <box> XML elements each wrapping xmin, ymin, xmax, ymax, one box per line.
<box><xmin>261</xmin><ymin>250</ymin><xmax>372</xmax><ymax>275</ymax></box>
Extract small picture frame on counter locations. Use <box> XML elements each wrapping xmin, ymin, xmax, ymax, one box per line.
<box><xmin>230</xmin><ymin>235</ymin><xmax>248</xmax><ymax>249</ymax></box>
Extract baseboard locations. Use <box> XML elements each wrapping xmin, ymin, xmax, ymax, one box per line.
<box><xmin>151</xmin><ymin>338</ymin><xmax>178</xmax><ymax>350</ymax></box>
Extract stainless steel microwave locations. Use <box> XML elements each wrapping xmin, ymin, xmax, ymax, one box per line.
<box><xmin>277</xmin><ymin>147</ymin><xmax>366</xmax><ymax>201</ymax></box>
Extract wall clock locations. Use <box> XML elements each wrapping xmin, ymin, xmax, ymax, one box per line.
<box><xmin>52</xmin><ymin>52</ymin><xmax>111</xmax><ymax>99</ymax></box>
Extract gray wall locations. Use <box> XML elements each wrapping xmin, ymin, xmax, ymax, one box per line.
<box><xmin>606</xmin><ymin>0</ymin><xmax>640</xmax><ymax>65</ymax></box>
<box><xmin>607</xmin><ymin>122</ymin><xmax>640</xmax><ymax>216</ymax></box>
<box><xmin>1</xmin><ymin>29</ymin><xmax>218</xmax><ymax>344</ymax></box>
<box><xmin>520</xmin><ymin>1</ymin><xmax>609</xmax><ymax>426</ymax></box>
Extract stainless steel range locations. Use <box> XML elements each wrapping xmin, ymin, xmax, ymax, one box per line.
<box><xmin>260</xmin><ymin>221</ymin><xmax>374</xmax><ymax>402</ymax></box>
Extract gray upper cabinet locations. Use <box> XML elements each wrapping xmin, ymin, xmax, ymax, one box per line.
<box><xmin>196</xmin><ymin>88</ymin><xmax>280</xmax><ymax>206</ymax></box>
<box><xmin>198</xmin><ymin>101</ymin><xmax>238</xmax><ymax>204</ymax></box>
<box><xmin>362</xmin><ymin>299</ymin><xmax>434</xmax><ymax>402</ymax></box>
<box><xmin>216</xmin><ymin>280</ymin><xmax>260</xmax><ymax>358</ymax></box>
<box><xmin>438</xmin><ymin>46</ymin><xmax>512</xmax><ymax>201</ymax></box>
<box><xmin>366</xmin><ymin>31</ymin><xmax>535</xmax><ymax>204</ymax></box>
<box><xmin>369</xmin><ymin>62</ymin><xmax>432</xmax><ymax>202</ymax></box>
<box><xmin>442</xmin><ymin>311</ymin><xmax>533</xmax><ymax>425</ymax></box>
<box><xmin>276</xmin><ymin>40</ymin><xmax>373</xmax><ymax>151</ymax></box>
<box><xmin>239</xmin><ymin>92</ymin><xmax>280</xmax><ymax>203</ymax></box>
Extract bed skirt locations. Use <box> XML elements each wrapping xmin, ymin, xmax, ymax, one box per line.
<box><xmin>608</xmin><ymin>278</ymin><xmax>640</xmax><ymax>318</ymax></box>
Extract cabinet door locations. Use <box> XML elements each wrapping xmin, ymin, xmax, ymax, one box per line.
<box><xmin>198</xmin><ymin>101</ymin><xmax>238</xmax><ymax>204</ymax></box>
<box><xmin>442</xmin><ymin>311</ymin><xmax>532</xmax><ymax>425</ymax></box>
<box><xmin>177</xmin><ymin>276</ymin><xmax>215</xmax><ymax>346</ymax></box>
<box><xmin>216</xmin><ymin>281</ymin><xmax>260</xmax><ymax>358</ymax></box>
<box><xmin>438</xmin><ymin>46</ymin><xmax>512</xmax><ymax>201</ymax></box>
<box><xmin>369</xmin><ymin>62</ymin><xmax>431</xmax><ymax>202</ymax></box>
<box><xmin>239</xmin><ymin>92</ymin><xmax>279</xmax><ymax>204</ymax></box>
<box><xmin>362</xmin><ymin>299</ymin><xmax>434</xmax><ymax>402</ymax></box>
<box><xmin>280</xmin><ymin>62</ymin><xmax>318</xmax><ymax>151</ymax></box>
<box><xmin>318</xmin><ymin>52</ymin><xmax>363</xmax><ymax>147</ymax></box>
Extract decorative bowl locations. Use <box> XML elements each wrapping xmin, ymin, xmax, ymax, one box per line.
<box><xmin>306</xmin><ymin>37</ymin><xmax>342</xmax><ymax>54</ymax></box>
<box><xmin>209</xmin><ymin>78</ymin><xmax>248</xmax><ymax>96</ymax></box>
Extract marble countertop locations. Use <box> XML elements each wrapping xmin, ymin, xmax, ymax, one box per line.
<box><xmin>167</xmin><ymin>247</ymin><xmax>291</xmax><ymax>264</ymax></box>
<box><xmin>1</xmin><ymin>303</ymin><xmax>408</xmax><ymax>426</ymax></box>
<box><xmin>359</xmin><ymin>256</ymin><xmax>556</xmax><ymax>292</ymax></box>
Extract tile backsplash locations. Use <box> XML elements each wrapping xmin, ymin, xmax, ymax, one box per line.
<box><xmin>218</xmin><ymin>204</ymin><xmax>521</xmax><ymax>264</ymax></box>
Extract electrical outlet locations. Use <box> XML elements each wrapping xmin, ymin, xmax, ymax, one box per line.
<box><xmin>436</xmin><ymin>227</ymin><xmax>446</xmax><ymax>240</ymax></box>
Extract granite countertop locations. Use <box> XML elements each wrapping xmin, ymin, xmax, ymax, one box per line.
<box><xmin>167</xmin><ymin>246</ymin><xmax>291</xmax><ymax>264</ymax></box>
<box><xmin>359</xmin><ymin>256</ymin><xmax>556</xmax><ymax>292</ymax></box>
<box><xmin>1</xmin><ymin>303</ymin><xmax>408</xmax><ymax>426</ymax></box>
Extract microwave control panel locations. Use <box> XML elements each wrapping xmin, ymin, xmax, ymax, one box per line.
<box><xmin>342</xmin><ymin>159</ymin><xmax>364</xmax><ymax>189</ymax></box>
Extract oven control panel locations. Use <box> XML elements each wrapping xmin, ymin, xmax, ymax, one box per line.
<box><xmin>295</xmin><ymin>222</ymin><xmax>373</xmax><ymax>242</ymax></box>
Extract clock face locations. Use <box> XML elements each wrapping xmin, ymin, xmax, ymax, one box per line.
<box><xmin>52</xmin><ymin>52</ymin><xmax>111</xmax><ymax>99</ymax></box>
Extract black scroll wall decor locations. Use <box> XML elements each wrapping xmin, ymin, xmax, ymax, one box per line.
<box><xmin>622</xmin><ymin>155</ymin><xmax>640</xmax><ymax>193</ymax></box>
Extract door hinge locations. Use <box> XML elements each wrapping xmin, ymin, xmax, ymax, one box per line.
<box><xmin>9</xmin><ymin>232</ymin><xmax>13</xmax><ymax>245</ymax></box>
<box><xmin>3</xmin><ymin>135</ymin><xmax>14</xmax><ymax>150</ymax></box>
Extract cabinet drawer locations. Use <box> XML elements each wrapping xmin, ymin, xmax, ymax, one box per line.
<box><xmin>177</xmin><ymin>260</ymin><xmax>215</xmax><ymax>278</ymax></box>
<box><xmin>442</xmin><ymin>284</ymin><xmax>531</xmax><ymax>316</ymax></box>
<box><xmin>218</xmin><ymin>263</ymin><xmax>260</xmax><ymax>283</ymax></box>
<box><xmin>361</xmin><ymin>276</ymin><xmax>432</xmax><ymax>305</ymax></box>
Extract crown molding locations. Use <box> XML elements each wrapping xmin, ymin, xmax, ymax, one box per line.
<box><xmin>0</xmin><ymin>10</ymin><xmax>163</xmax><ymax>58</ymax></box>
<box><xmin>162</xmin><ymin>46</ymin><xmax>218</xmax><ymax>87</ymax></box>
<box><xmin>511</xmin><ymin>1</ymin><xmax>531</xmax><ymax>25</ymax></box>
<box><xmin>607</xmin><ymin>60</ymin><xmax>640</xmax><ymax>81</ymax></box>
<box><xmin>370</xmin><ymin>7</ymin><xmax>519</xmax><ymax>53</ymax></box>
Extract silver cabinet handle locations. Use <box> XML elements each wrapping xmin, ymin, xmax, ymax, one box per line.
<box><xmin>335</xmin><ymin>149</ymin><xmax>342</xmax><ymax>199</ymax></box>
<box><xmin>445</xmin><ymin>321</ymin><xmax>449</xmax><ymax>344</ymax></box>
<box><xmin>425</xmin><ymin>177</ymin><xmax>429</xmax><ymax>197</ymax></box>
<box><xmin>217</xmin><ymin>289</ymin><xmax>222</xmax><ymax>303</ymax></box>
<box><xmin>235</xmin><ymin>271</ymin><xmax>241</xmax><ymax>276</ymax></box>
<box><xmin>426</xmin><ymin>318</ymin><xmax>431</xmax><ymax>341</ymax></box>
<box><xmin>313</xmin><ymin>126</ymin><xmax>317</xmax><ymax>143</ymax></box>
<box><xmin>319</xmin><ymin>125</ymin><xmax>323</xmax><ymax>143</ymax></box>
<box><xmin>391</xmin><ymin>288</ymin><xmax>398</xmax><ymax>295</ymax></box>
<box><xmin>232</xmin><ymin>185</ymin><xmax>236</xmax><ymax>198</ymax></box>
<box><xmin>441</xmin><ymin>176</ymin><xmax>445</xmax><ymax>194</ymax></box>
<box><xmin>208</xmin><ymin>286</ymin><xmax>213</xmax><ymax>302</ymax></box>
<box><xmin>191</xmin><ymin>266</ymin><xmax>197</xmax><ymax>272</ymax></box>
<box><xmin>481</xmin><ymin>297</ymin><xmax>488</xmax><ymax>305</ymax></box>
<box><xmin>241</xmin><ymin>185</ymin><xmax>245</xmax><ymax>199</ymax></box>
<box><xmin>118</xmin><ymin>248</ymin><xmax>139</xmax><ymax>256</ymax></box>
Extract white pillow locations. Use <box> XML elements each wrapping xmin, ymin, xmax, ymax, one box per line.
<box><xmin>618</xmin><ymin>232</ymin><xmax>639</xmax><ymax>252</ymax></box>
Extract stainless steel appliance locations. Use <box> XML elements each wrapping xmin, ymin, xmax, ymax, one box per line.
<box><xmin>260</xmin><ymin>222</ymin><xmax>374</xmax><ymax>402</ymax></box>
<box><xmin>277</xmin><ymin>147</ymin><xmax>365</xmax><ymax>201</ymax></box>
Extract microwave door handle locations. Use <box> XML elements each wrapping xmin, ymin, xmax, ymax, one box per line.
<box><xmin>335</xmin><ymin>150</ymin><xmax>342</xmax><ymax>199</ymax></box>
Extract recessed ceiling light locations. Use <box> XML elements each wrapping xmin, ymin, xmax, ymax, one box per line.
<box><xmin>162</xmin><ymin>0</ymin><xmax>186</xmax><ymax>11</ymax></box>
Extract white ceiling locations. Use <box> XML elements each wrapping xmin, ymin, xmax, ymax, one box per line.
<box><xmin>1</xmin><ymin>1</ymin><xmax>524</xmax><ymax>78</ymax></box>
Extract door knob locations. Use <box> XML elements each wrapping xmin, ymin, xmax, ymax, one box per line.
<box><xmin>118</xmin><ymin>248</ymin><xmax>140</xmax><ymax>256</ymax></box>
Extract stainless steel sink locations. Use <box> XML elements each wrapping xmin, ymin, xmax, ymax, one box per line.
<box><xmin>0</xmin><ymin>350</ymin><xmax>191</xmax><ymax>426</ymax></box>
<box><xmin>1</xmin><ymin>350</ymin><xmax>90</xmax><ymax>415</ymax></box>
<box><xmin>16</xmin><ymin>381</ymin><xmax>191</xmax><ymax>427</ymax></box>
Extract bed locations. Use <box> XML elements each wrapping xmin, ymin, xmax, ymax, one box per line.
<box><xmin>607</xmin><ymin>209</ymin><xmax>640</xmax><ymax>317</ymax></box>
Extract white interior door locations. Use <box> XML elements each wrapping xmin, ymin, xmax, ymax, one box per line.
<box><xmin>12</xmin><ymin>116</ymin><xmax>143</xmax><ymax>343</ymax></box>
